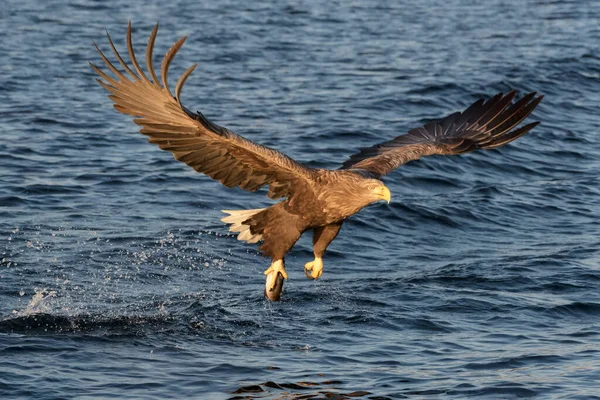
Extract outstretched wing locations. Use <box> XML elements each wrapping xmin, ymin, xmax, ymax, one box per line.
<box><xmin>90</xmin><ymin>23</ymin><xmax>314</xmax><ymax>199</ymax></box>
<box><xmin>341</xmin><ymin>91</ymin><xmax>543</xmax><ymax>176</ymax></box>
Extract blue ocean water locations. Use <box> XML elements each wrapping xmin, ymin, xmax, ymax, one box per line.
<box><xmin>1</xmin><ymin>0</ymin><xmax>599</xmax><ymax>398</ymax></box>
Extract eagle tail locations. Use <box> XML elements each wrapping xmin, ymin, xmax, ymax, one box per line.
<box><xmin>221</xmin><ymin>208</ymin><xmax>266</xmax><ymax>244</ymax></box>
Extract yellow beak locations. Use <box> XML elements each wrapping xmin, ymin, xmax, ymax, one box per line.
<box><xmin>378</xmin><ymin>186</ymin><xmax>391</xmax><ymax>204</ymax></box>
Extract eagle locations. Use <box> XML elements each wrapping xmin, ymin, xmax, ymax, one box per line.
<box><xmin>91</xmin><ymin>23</ymin><xmax>543</xmax><ymax>301</ymax></box>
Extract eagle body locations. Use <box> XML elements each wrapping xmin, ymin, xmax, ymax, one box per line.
<box><xmin>91</xmin><ymin>23</ymin><xmax>543</xmax><ymax>301</ymax></box>
<box><xmin>230</xmin><ymin>170</ymin><xmax>386</xmax><ymax>260</ymax></box>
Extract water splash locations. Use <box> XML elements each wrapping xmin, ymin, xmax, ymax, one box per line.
<box><xmin>13</xmin><ymin>288</ymin><xmax>57</xmax><ymax>316</ymax></box>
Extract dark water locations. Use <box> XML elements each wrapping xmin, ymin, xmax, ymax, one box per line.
<box><xmin>1</xmin><ymin>0</ymin><xmax>599</xmax><ymax>398</ymax></box>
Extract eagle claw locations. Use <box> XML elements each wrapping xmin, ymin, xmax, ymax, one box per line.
<box><xmin>304</xmin><ymin>258</ymin><xmax>323</xmax><ymax>280</ymax></box>
<box><xmin>264</xmin><ymin>260</ymin><xmax>286</xmax><ymax>301</ymax></box>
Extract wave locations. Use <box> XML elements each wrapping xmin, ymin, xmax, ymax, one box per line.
<box><xmin>0</xmin><ymin>313</ymin><xmax>178</xmax><ymax>336</ymax></box>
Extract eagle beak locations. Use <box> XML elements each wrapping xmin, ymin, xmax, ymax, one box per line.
<box><xmin>377</xmin><ymin>185</ymin><xmax>391</xmax><ymax>204</ymax></box>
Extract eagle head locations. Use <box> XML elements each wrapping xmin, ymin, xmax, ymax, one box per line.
<box><xmin>364</xmin><ymin>180</ymin><xmax>391</xmax><ymax>204</ymax></box>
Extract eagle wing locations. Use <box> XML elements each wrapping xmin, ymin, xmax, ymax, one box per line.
<box><xmin>341</xmin><ymin>91</ymin><xmax>543</xmax><ymax>176</ymax></box>
<box><xmin>90</xmin><ymin>23</ymin><xmax>314</xmax><ymax>200</ymax></box>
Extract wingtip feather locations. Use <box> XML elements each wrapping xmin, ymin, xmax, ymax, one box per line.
<box><xmin>146</xmin><ymin>23</ymin><xmax>161</xmax><ymax>86</ymax></box>
<box><xmin>161</xmin><ymin>35</ymin><xmax>188</xmax><ymax>96</ymax></box>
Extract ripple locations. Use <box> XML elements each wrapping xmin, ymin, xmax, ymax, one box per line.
<box><xmin>229</xmin><ymin>380</ymin><xmax>375</xmax><ymax>400</ymax></box>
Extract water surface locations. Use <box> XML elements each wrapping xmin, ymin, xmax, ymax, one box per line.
<box><xmin>1</xmin><ymin>0</ymin><xmax>600</xmax><ymax>398</ymax></box>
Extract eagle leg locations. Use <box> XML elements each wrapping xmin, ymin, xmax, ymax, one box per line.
<box><xmin>305</xmin><ymin>222</ymin><xmax>343</xmax><ymax>280</ymax></box>
<box><xmin>264</xmin><ymin>259</ymin><xmax>287</xmax><ymax>301</ymax></box>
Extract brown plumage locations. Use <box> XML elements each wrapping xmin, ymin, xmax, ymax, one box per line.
<box><xmin>91</xmin><ymin>23</ymin><xmax>543</xmax><ymax>301</ymax></box>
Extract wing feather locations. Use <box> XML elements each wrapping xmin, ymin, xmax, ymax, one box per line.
<box><xmin>341</xmin><ymin>91</ymin><xmax>543</xmax><ymax>176</ymax></box>
<box><xmin>91</xmin><ymin>23</ymin><xmax>314</xmax><ymax>199</ymax></box>
<box><xmin>126</xmin><ymin>22</ymin><xmax>149</xmax><ymax>81</ymax></box>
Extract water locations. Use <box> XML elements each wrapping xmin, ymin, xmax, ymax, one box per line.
<box><xmin>1</xmin><ymin>0</ymin><xmax>599</xmax><ymax>398</ymax></box>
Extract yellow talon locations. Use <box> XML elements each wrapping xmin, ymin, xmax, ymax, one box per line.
<box><xmin>264</xmin><ymin>260</ymin><xmax>287</xmax><ymax>301</ymax></box>
<box><xmin>304</xmin><ymin>257</ymin><xmax>323</xmax><ymax>280</ymax></box>
<box><xmin>264</xmin><ymin>260</ymin><xmax>288</xmax><ymax>280</ymax></box>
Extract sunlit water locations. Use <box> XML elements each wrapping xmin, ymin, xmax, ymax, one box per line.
<box><xmin>1</xmin><ymin>0</ymin><xmax>600</xmax><ymax>398</ymax></box>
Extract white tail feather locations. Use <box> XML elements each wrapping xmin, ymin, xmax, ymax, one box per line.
<box><xmin>221</xmin><ymin>208</ymin><xmax>265</xmax><ymax>243</ymax></box>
